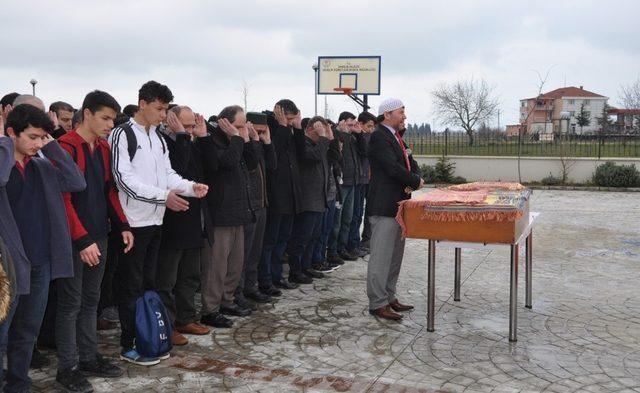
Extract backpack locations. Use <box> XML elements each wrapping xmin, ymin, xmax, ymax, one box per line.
<box><xmin>135</xmin><ymin>290</ymin><xmax>173</xmax><ymax>358</ymax></box>
<box><xmin>119</xmin><ymin>122</ymin><xmax>166</xmax><ymax>161</ymax></box>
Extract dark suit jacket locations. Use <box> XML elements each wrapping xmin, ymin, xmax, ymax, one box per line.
<box><xmin>367</xmin><ymin>124</ymin><xmax>421</xmax><ymax>217</ymax></box>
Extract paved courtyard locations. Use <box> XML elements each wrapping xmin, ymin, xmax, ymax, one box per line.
<box><xmin>31</xmin><ymin>190</ymin><xmax>640</xmax><ymax>392</ymax></box>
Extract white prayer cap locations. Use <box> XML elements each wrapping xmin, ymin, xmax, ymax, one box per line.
<box><xmin>378</xmin><ymin>98</ymin><xmax>404</xmax><ymax>116</ymax></box>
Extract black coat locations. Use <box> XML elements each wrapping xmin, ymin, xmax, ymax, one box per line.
<box><xmin>247</xmin><ymin>140</ymin><xmax>277</xmax><ymax>211</ymax></box>
<box><xmin>160</xmin><ymin>132</ymin><xmax>215</xmax><ymax>249</ymax></box>
<box><xmin>265</xmin><ymin>117</ymin><xmax>308</xmax><ymax>215</ymax></box>
<box><xmin>367</xmin><ymin>124</ymin><xmax>421</xmax><ymax>217</ymax></box>
<box><xmin>297</xmin><ymin>136</ymin><xmax>330</xmax><ymax>213</ymax></box>
<box><xmin>202</xmin><ymin>127</ymin><xmax>258</xmax><ymax>227</ymax></box>
<box><xmin>337</xmin><ymin>130</ymin><xmax>366</xmax><ymax>186</ymax></box>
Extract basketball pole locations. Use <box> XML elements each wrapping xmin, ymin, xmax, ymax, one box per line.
<box><xmin>312</xmin><ymin>63</ymin><xmax>319</xmax><ymax>116</ymax></box>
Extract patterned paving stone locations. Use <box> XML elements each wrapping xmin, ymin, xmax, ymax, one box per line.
<box><xmin>27</xmin><ymin>190</ymin><xmax>640</xmax><ymax>392</ymax></box>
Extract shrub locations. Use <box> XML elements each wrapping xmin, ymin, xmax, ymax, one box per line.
<box><xmin>450</xmin><ymin>175</ymin><xmax>467</xmax><ymax>184</ymax></box>
<box><xmin>541</xmin><ymin>173</ymin><xmax>562</xmax><ymax>186</ymax></box>
<box><xmin>593</xmin><ymin>162</ymin><xmax>640</xmax><ymax>187</ymax></box>
<box><xmin>420</xmin><ymin>164</ymin><xmax>438</xmax><ymax>183</ymax></box>
<box><xmin>434</xmin><ymin>155</ymin><xmax>455</xmax><ymax>183</ymax></box>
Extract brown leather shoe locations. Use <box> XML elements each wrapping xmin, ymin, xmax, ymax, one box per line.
<box><xmin>97</xmin><ymin>318</ymin><xmax>117</xmax><ymax>331</ymax></box>
<box><xmin>176</xmin><ymin>322</ymin><xmax>210</xmax><ymax>335</ymax></box>
<box><xmin>171</xmin><ymin>331</ymin><xmax>189</xmax><ymax>346</ymax></box>
<box><xmin>389</xmin><ymin>299</ymin><xmax>414</xmax><ymax>312</ymax></box>
<box><xmin>369</xmin><ymin>305</ymin><xmax>403</xmax><ymax>321</ymax></box>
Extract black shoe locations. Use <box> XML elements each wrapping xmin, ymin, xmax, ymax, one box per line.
<box><xmin>79</xmin><ymin>354</ymin><xmax>124</xmax><ymax>378</ymax></box>
<box><xmin>355</xmin><ymin>248</ymin><xmax>369</xmax><ymax>258</ymax></box>
<box><xmin>245</xmin><ymin>290</ymin><xmax>272</xmax><ymax>303</ymax></box>
<box><xmin>273</xmin><ymin>279</ymin><xmax>299</xmax><ymax>290</ymax></box>
<box><xmin>30</xmin><ymin>348</ymin><xmax>50</xmax><ymax>369</ymax></box>
<box><xmin>235</xmin><ymin>296</ymin><xmax>257</xmax><ymax>311</ymax></box>
<box><xmin>312</xmin><ymin>261</ymin><xmax>340</xmax><ymax>272</ymax></box>
<box><xmin>56</xmin><ymin>366</ymin><xmax>93</xmax><ymax>393</ymax></box>
<box><xmin>360</xmin><ymin>240</ymin><xmax>371</xmax><ymax>250</ymax></box>
<box><xmin>340</xmin><ymin>250</ymin><xmax>358</xmax><ymax>261</ymax></box>
<box><xmin>201</xmin><ymin>312</ymin><xmax>233</xmax><ymax>328</ymax></box>
<box><xmin>289</xmin><ymin>273</ymin><xmax>313</xmax><ymax>284</ymax></box>
<box><xmin>304</xmin><ymin>269</ymin><xmax>325</xmax><ymax>279</ymax></box>
<box><xmin>259</xmin><ymin>285</ymin><xmax>282</xmax><ymax>297</ymax></box>
<box><xmin>219</xmin><ymin>304</ymin><xmax>252</xmax><ymax>317</ymax></box>
<box><xmin>327</xmin><ymin>254</ymin><xmax>345</xmax><ymax>266</ymax></box>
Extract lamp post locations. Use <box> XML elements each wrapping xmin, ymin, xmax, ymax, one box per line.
<box><xmin>312</xmin><ymin>63</ymin><xmax>319</xmax><ymax>116</ymax></box>
<box><xmin>29</xmin><ymin>79</ymin><xmax>37</xmax><ymax>95</ymax></box>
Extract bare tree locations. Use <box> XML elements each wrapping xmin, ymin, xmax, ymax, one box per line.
<box><xmin>619</xmin><ymin>77</ymin><xmax>640</xmax><ymax>109</ymax></box>
<box><xmin>239</xmin><ymin>79</ymin><xmax>251</xmax><ymax>112</ymax></box>
<box><xmin>431</xmin><ymin>78</ymin><xmax>499</xmax><ymax>146</ymax></box>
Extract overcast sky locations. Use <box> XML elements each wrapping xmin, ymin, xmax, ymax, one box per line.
<box><xmin>2</xmin><ymin>0</ymin><xmax>638</xmax><ymax>130</ymax></box>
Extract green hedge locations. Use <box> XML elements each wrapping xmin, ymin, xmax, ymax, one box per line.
<box><xmin>593</xmin><ymin>162</ymin><xmax>640</xmax><ymax>187</ymax></box>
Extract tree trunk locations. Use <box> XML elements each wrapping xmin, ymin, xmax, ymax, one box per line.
<box><xmin>466</xmin><ymin>130</ymin><xmax>474</xmax><ymax>146</ymax></box>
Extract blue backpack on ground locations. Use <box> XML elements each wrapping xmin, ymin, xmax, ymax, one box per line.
<box><xmin>135</xmin><ymin>290</ymin><xmax>173</xmax><ymax>358</ymax></box>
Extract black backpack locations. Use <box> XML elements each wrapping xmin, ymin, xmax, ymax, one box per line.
<box><xmin>118</xmin><ymin>122</ymin><xmax>166</xmax><ymax>161</ymax></box>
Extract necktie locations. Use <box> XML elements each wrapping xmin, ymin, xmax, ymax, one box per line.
<box><xmin>395</xmin><ymin>132</ymin><xmax>410</xmax><ymax>170</ymax></box>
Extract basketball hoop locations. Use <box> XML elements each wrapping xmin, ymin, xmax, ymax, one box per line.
<box><xmin>333</xmin><ymin>87</ymin><xmax>354</xmax><ymax>95</ymax></box>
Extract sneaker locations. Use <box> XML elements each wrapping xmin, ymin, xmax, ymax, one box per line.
<box><xmin>304</xmin><ymin>269</ymin><xmax>324</xmax><ymax>279</ymax></box>
<box><xmin>327</xmin><ymin>254</ymin><xmax>345</xmax><ymax>266</ymax></box>
<box><xmin>289</xmin><ymin>273</ymin><xmax>312</xmax><ymax>284</ymax></box>
<box><xmin>355</xmin><ymin>248</ymin><xmax>369</xmax><ymax>258</ymax></box>
<box><xmin>158</xmin><ymin>352</ymin><xmax>171</xmax><ymax>360</ymax></box>
<box><xmin>312</xmin><ymin>261</ymin><xmax>340</xmax><ymax>272</ymax></box>
<box><xmin>79</xmin><ymin>354</ymin><xmax>124</xmax><ymax>378</ymax></box>
<box><xmin>339</xmin><ymin>250</ymin><xmax>358</xmax><ymax>261</ymax></box>
<box><xmin>119</xmin><ymin>348</ymin><xmax>160</xmax><ymax>366</ymax></box>
<box><xmin>56</xmin><ymin>366</ymin><xmax>93</xmax><ymax>393</ymax></box>
<box><xmin>101</xmin><ymin>306</ymin><xmax>119</xmax><ymax>322</ymax></box>
<box><xmin>201</xmin><ymin>312</ymin><xmax>233</xmax><ymax>328</ymax></box>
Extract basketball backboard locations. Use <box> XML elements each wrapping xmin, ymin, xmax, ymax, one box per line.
<box><xmin>317</xmin><ymin>56</ymin><xmax>381</xmax><ymax>95</ymax></box>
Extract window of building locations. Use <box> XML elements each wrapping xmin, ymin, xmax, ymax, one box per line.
<box><xmin>570</xmin><ymin>111</ymin><xmax>575</xmax><ymax>117</ymax></box>
<box><xmin>583</xmin><ymin>99</ymin><xmax>590</xmax><ymax>106</ymax></box>
<box><xmin>569</xmin><ymin>99</ymin><xmax>575</xmax><ymax>105</ymax></box>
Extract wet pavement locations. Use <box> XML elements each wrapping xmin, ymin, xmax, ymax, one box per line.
<box><xmin>30</xmin><ymin>190</ymin><xmax>640</xmax><ymax>392</ymax></box>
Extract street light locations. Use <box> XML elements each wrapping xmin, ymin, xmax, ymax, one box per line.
<box><xmin>312</xmin><ymin>63</ymin><xmax>319</xmax><ymax>116</ymax></box>
<box><xmin>29</xmin><ymin>79</ymin><xmax>37</xmax><ymax>95</ymax></box>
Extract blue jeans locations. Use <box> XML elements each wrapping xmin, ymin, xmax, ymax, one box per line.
<box><xmin>287</xmin><ymin>211</ymin><xmax>324</xmax><ymax>275</ymax></box>
<box><xmin>348</xmin><ymin>184</ymin><xmax>366</xmax><ymax>250</ymax></box>
<box><xmin>328</xmin><ymin>185</ymin><xmax>355</xmax><ymax>255</ymax></box>
<box><xmin>258</xmin><ymin>212</ymin><xmax>294</xmax><ymax>286</ymax></box>
<box><xmin>0</xmin><ymin>263</ymin><xmax>51</xmax><ymax>393</ymax></box>
<box><xmin>312</xmin><ymin>200</ymin><xmax>337</xmax><ymax>264</ymax></box>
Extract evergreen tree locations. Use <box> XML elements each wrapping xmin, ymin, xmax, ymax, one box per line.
<box><xmin>596</xmin><ymin>104</ymin><xmax>613</xmax><ymax>133</ymax></box>
<box><xmin>575</xmin><ymin>104</ymin><xmax>591</xmax><ymax>134</ymax></box>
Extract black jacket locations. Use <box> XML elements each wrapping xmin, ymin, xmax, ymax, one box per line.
<box><xmin>202</xmin><ymin>127</ymin><xmax>258</xmax><ymax>227</ymax></box>
<box><xmin>160</xmin><ymin>132</ymin><xmax>215</xmax><ymax>250</ymax></box>
<box><xmin>337</xmin><ymin>130</ymin><xmax>366</xmax><ymax>186</ymax></box>
<box><xmin>247</xmin><ymin>140</ymin><xmax>277</xmax><ymax>211</ymax></box>
<box><xmin>367</xmin><ymin>124</ymin><xmax>421</xmax><ymax>217</ymax></box>
<box><xmin>265</xmin><ymin>117</ymin><xmax>308</xmax><ymax>215</ymax></box>
<box><xmin>297</xmin><ymin>136</ymin><xmax>330</xmax><ymax>213</ymax></box>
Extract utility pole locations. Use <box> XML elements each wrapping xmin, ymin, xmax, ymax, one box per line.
<box><xmin>312</xmin><ymin>63</ymin><xmax>319</xmax><ymax>116</ymax></box>
<box><xmin>30</xmin><ymin>79</ymin><xmax>37</xmax><ymax>95</ymax></box>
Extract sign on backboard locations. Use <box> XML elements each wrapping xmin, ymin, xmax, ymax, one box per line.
<box><xmin>317</xmin><ymin>56</ymin><xmax>381</xmax><ymax>95</ymax></box>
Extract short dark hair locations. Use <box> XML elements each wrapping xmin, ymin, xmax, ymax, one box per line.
<box><xmin>49</xmin><ymin>101</ymin><xmax>74</xmax><ymax>115</ymax></box>
<box><xmin>338</xmin><ymin>111</ymin><xmax>356</xmax><ymax>122</ymax></box>
<box><xmin>72</xmin><ymin>110</ymin><xmax>83</xmax><ymax>127</ymax></box>
<box><xmin>81</xmin><ymin>90</ymin><xmax>121</xmax><ymax>115</ymax></box>
<box><xmin>6</xmin><ymin>104</ymin><xmax>54</xmax><ymax>135</ymax></box>
<box><xmin>218</xmin><ymin>105</ymin><xmax>244</xmax><ymax>123</ymax></box>
<box><xmin>275</xmin><ymin>99</ymin><xmax>299</xmax><ymax>116</ymax></box>
<box><xmin>114</xmin><ymin>113</ymin><xmax>131</xmax><ymax>127</ymax></box>
<box><xmin>138</xmin><ymin>80</ymin><xmax>174</xmax><ymax>104</ymax></box>
<box><xmin>208</xmin><ymin>115</ymin><xmax>218</xmax><ymax>123</ymax></box>
<box><xmin>122</xmin><ymin>104</ymin><xmax>138</xmax><ymax>117</ymax></box>
<box><xmin>1</xmin><ymin>92</ymin><xmax>19</xmax><ymax>110</ymax></box>
<box><xmin>357</xmin><ymin>111</ymin><xmax>376</xmax><ymax>124</ymax></box>
<box><xmin>306</xmin><ymin>116</ymin><xmax>327</xmax><ymax>129</ymax></box>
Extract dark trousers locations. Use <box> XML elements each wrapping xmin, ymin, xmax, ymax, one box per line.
<box><xmin>156</xmin><ymin>247</ymin><xmax>201</xmax><ymax>327</ymax></box>
<box><xmin>361</xmin><ymin>184</ymin><xmax>372</xmax><ymax>243</ymax></box>
<box><xmin>98</xmin><ymin>231</ymin><xmax>122</xmax><ymax>315</ymax></box>
<box><xmin>55</xmin><ymin>237</ymin><xmax>107</xmax><ymax>370</ymax></box>
<box><xmin>329</xmin><ymin>185</ymin><xmax>354</xmax><ymax>255</ymax></box>
<box><xmin>236</xmin><ymin>208</ymin><xmax>267</xmax><ymax>297</ymax></box>
<box><xmin>312</xmin><ymin>199</ymin><xmax>337</xmax><ymax>264</ymax></box>
<box><xmin>117</xmin><ymin>225</ymin><xmax>162</xmax><ymax>350</ymax></box>
<box><xmin>348</xmin><ymin>184</ymin><xmax>366</xmax><ymax>250</ymax></box>
<box><xmin>0</xmin><ymin>263</ymin><xmax>51</xmax><ymax>393</ymax></box>
<box><xmin>37</xmin><ymin>281</ymin><xmax>57</xmax><ymax>348</ymax></box>
<box><xmin>287</xmin><ymin>211</ymin><xmax>324</xmax><ymax>275</ymax></box>
<box><xmin>258</xmin><ymin>212</ymin><xmax>294</xmax><ymax>287</ymax></box>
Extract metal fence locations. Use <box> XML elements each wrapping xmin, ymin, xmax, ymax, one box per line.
<box><xmin>403</xmin><ymin>132</ymin><xmax>640</xmax><ymax>158</ymax></box>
